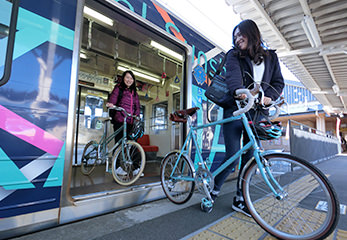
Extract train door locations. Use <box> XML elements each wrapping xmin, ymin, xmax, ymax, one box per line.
<box><xmin>69</xmin><ymin>0</ymin><xmax>188</xmax><ymax>199</ymax></box>
<box><xmin>1</xmin><ymin>0</ymin><xmax>80</xmax><ymax>236</ymax></box>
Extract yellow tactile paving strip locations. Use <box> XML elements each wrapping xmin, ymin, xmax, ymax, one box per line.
<box><xmin>188</xmin><ymin>213</ymin><xmax>345</xmax><ymax>240</ymax></box>
<box><xmin>188</xmin><ymin>212</ymin><xmax>276</xmax><ymax>240</ymax></box>
<box><xmin>337</xmin><ymin>230</ymin><xmax>347</xmax><ymax>240</ymax></box>
<box><xmin>188</xmin><ymin>173</ymin><xmax>343</xmax><ymax>240</ymax></box>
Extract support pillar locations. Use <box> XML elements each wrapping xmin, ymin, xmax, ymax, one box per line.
<box><xmin>316</xmin><ymin>113</ymin><xmax>326</xmax><ymax>133</ymax></box>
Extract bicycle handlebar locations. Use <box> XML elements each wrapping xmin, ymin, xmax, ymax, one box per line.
<box><xmin>108</xmin><ymin>106</ymin><xmax>139</xmax><ymax>120</ymax></box>
<box><xmin>262</xmin><ymin>96</ymin><xmax>285</xmax><ymax>120</ymax></box>
<box><xmin>233</xmin><ymin>86</ymin><xmax>283</xmax><ymax>120</ymax></box>
<box><xmin>233</xmin><ymin>89</ymin><xmax>255</xmax><ymax>116</ymax></box>
<box><xmin>268</xmin><ymin>103</ymin><xmax>281</xmax><ymax>120</ymax></box>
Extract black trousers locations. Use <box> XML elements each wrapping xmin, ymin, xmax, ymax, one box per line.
<box><xmin>113</xmin><ymin>122</ymin><xmax>140</xmax><ymax>169</ymax></box>
<box><xmin>213</xmin><ymin>109</ymin><xmax>263</xmax><ymax>196</ymax></box>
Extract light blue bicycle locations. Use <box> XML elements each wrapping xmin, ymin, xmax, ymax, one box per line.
<box><xmin>160</xmin><ymin>88</ymin><xmax>339</xmax><ymax>239</ymax></box>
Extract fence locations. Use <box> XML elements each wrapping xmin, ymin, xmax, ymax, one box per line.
<box><xmin>289</xmin><ymin>119</ymin><xmax>340</xmax><ymax>163</ymax></box>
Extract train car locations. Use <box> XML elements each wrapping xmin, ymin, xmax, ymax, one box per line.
<box><xmin>0</xmin><ymin>0</ymin><xmax>227</xmax><ymax>238</ymax></box>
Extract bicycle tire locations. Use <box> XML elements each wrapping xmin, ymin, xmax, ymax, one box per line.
<box><xmin>81</xmin><ymin>140</ymin><xmax>98</xmax><ymax>175</ymax></box>
<box><xmin>160</xmin><ymin>151</ymin><xmax>195</xmax><ymax>204</ymax></box>
<box><xmin>112</xmin><ymin>141</ymin><xmax>145</xmax><ymax>186</ymax></box>
<box><xmin>242</xmin><ymin>153</ymin><xmax>339</xmax><ymax>240</ymax></box>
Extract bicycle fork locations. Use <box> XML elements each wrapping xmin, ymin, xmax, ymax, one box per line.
<box><xmin>251</xmin><ymin>152</ymin><xmax>287</xmax><ymax>200</ymax></box>
<box><xmin>240</xmin><ymin>114</ymin><xmax>287</xmax><ymax>200</ymax></box>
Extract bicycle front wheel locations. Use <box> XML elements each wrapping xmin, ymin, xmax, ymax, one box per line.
<box><xmin>81</xmin><ymin>140</ymin><xmax>98</xmax><ymax>175</ymax></box>
<box><xmin>160</xmin><ymin>151</ymin><xmax>195</xmax><ymax>204</ymax></box>
<box><xmin>242</xmin><ymin>153</ymin><xmax>339</xmax><ymax>240</ymax></box>
<box><xmin>112</xmin><ymin>141</ymin><xmax>145</xmax><ymax>186</ymax></box>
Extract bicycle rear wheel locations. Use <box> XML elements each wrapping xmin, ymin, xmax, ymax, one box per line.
<box><xmin>242</xmin><ymin>153</ymin><xmax>339</xmax><ymax>240</ymax></box>
<box><xmin>81</xmin><ymin>140</ymin><xmax>98</xmax><ymax>175</ymax></box>
<box><xmin>112</xmin><ymin>141</ymin><xmax>145</xmax><ymax>186</ymax></box>
<box><xmin>160</xmin><ymin>151</ymin><xmax>195</xmax><ymax>204</ymax></box>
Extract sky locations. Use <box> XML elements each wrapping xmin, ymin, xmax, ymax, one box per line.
<box><xmin>156</xmin><ymin>0</ymin><xmax>299</xmax><ymax>81</ymax></box>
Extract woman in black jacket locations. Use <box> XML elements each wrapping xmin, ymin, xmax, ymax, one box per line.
<box><xmin>210</xmin><ymin>19</ymin><xmax>284</xmax><ymax>216</ymax></box>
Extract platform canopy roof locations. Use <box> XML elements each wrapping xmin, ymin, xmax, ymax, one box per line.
<box><xmin>226</xmin><ymin>0</ymin><xmax>347</xmax><ymax>114</ymax></box>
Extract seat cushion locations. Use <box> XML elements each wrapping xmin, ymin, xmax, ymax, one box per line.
<box><xmin>141</xmin><ymin>145</ymin><xmax>159</xmax><ymax>152</ymax></box>
<box><xmin>137</xmin><ymin>134</ymin><xmax>150</xmax><ymax>146</ymax></box>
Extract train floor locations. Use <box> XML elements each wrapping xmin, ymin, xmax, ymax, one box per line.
<box><xmin>11</xmin><ymin>154</ymin><xmax>347</xmax><ymax>240</ymax></box>
<box><xmin>70</xmin><ymin>159</ymin><xmax>162</xmax><ymax>196</ymax></box>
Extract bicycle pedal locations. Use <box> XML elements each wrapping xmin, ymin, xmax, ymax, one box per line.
<box><xmin>200</xmin><ymin>202</ymin><xmax>213</xmax><ymax>213</ymax></box>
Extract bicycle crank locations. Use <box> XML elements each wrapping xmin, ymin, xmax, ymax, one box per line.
<box><xmin>194</xmin><ymin>167</ymin><xmax>214</xmax><ymax>195</ymax></box>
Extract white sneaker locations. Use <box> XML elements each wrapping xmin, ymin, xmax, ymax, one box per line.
<box><xmin>115</xmin><ymin>167</ymin><xmax>127</xmax><ymax>176</ymax></box>
<box><xmin>133</xmin><ymin>168</ymin><xmax>144</xmax><ymax>177</ymax></box>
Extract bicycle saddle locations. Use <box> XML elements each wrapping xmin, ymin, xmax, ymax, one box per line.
<box><xmin>169</xmin><ymin>107</ymin><xmax>200</xmax><ymax>123</ymax></box>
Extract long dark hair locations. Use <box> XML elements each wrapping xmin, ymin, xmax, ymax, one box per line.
<box><xmin>232</xmin><ymin>19</ymin><xmax>268</xmax><ymax>64</ymax></box>
<box><xmin>118</xmin><ymin>70</ymin><xmax>137</xmax><ymax>94</ymax></box>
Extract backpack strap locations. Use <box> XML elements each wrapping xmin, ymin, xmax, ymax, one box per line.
<box><xmin>109</xmin><ymin>87</ymin><xmax>123</xmax><ymax>124</ymax></box>
<box><xmin>116</xmin><ymin>87</ymin><xmax>124</xmax><ymax>106</ymax></box>
<box><xmin>239</xmin><ymin>58</ymin><xmax>246</xmax><ymax>86</ymax></box>
<box><xmin>215</xmin><ymin>51</ymin><xmax>245</xmax><ymax>85</ymax></box>
<box><xmin>215</xmin><ymin>51</ymin><xmax>229</xmax><ymax>76</ymax></box>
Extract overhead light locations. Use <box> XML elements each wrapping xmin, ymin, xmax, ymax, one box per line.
<box><xmin>150</xmin><ymin>40</ymin><xmax>183</xmax><ymax>61</ymax></box>
<box><xmin>83</xmin><ymin>6</ymin><xmax>113</xmax><ymax>26</ymax></box>
<box><xmin>301</xmin><ymin>15</ymin><xmax>321</xmax><ymax>48</ymax></box>
<box><xmin>117</xmin><ymin>66</ymin><xmax>160</xmax><ymax>83</ymax></box>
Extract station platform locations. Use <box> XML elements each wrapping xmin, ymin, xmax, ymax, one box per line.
<box><xmin>11</xmin><ymin>154</ymin><xmax>347</xmax><ymax>240</ymax></box>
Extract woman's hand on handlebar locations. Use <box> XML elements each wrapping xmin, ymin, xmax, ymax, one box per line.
<box><xmin>233</xmin><ymin>89</ymin><xmax>255</xmax><ymax>116</ymax></box>
<box><xmin>235</xmin><ymin>93</ymin><xmax>247</xmax><ymax>100</ymax></box>
<box><xmin>106</xmin><ymin>102</ymin><xmax>114</xmax><ymax>108</ymax></box>
<box><xmin>262</xmin><ymin>96</ymin><xmax>272</xmax><ymax>105</ymax></box>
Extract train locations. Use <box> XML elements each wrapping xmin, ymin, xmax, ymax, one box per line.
<box><xmin>0</xmin><ymin>0</ymin><xmax>231</xmax><ymax>238</ymax></box>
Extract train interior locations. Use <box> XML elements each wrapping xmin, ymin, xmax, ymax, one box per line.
<box><xmin>70</xmin><ymin>1</ymin><xmax>186</xmax><ymax>197</ymax></box>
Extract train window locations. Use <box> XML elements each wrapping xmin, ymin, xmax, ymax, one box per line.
<box><xmin>84</xmin><ymin>95</ymin><xmax>104</xmax><ymax>129</ymax></box>
<box><xmin>140</xmin><ymin>105</ymin><xmax>145</xmax><ymax>121</ymax></box>
<box><xmin>152</xmin><ymin>102</ymin><xmax>168</xmax><ymax>131</ymax></box>
<box><xmin>173</xmin><ymin>92</ymin><xmax>180</xmax><ymax>111</ymax></box>
<box><xmin>0</xmin><ymin>0</ymin><xmax>19</xmax><ymax>86</ymax></box>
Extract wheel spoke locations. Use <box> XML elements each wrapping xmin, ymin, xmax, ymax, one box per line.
<box><xmin>160</xmin><ymin>152</ymin><xmax>195</xmax><ymax>204</ymax></box>
<box><xmin>112</xmin><ymin>141</ymin><xmax>145</xmax><ymax>186</ymax></box>
<box><xmin>80</xmin><ymin>141</ymin><xmax>98</xmax><ymax>175</ymax></box>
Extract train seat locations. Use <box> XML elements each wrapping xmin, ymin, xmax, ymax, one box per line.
<box><xmin>137</xmin><ymin>134</ymin><xmax>159</xmax><ymax>160</ymax></box>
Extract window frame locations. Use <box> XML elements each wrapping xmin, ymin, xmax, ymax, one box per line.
<box><xmin>151</xmin><ymin>101</ymin><xmax>168</xmax><ymax>131</ymax></box>
<box><xmin>0</xmin><ymin>0</ymin><xmax>19</xmax><ymax>87</ymax></box>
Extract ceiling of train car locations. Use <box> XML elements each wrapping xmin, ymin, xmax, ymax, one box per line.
<box><xmin>226</xmin><ymin>0</ymin><xmax>347</xmax><ymax>114</ymax></box>
<box><xmin>80</xmin><ymin>16</ymin><xmax>183</xmax><ymax>85</ymax></box>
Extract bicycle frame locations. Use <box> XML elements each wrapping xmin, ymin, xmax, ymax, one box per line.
<box><xmin>174</xmin><ymin>108</ymin><xmax>285</xmax><ymax>199</ymax></box>
<box><xmin>96</xmin><ymin>116</ymin><xmax>129</xmax><ymax>171</ymax></box>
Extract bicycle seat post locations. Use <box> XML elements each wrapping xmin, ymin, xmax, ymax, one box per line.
<box><xmin>104</xmin><ymin>118</ymin><xmax>108</xmax><ymax>137</ymax></box>
<box><xmin>187</xmin><ymin>115</ymin><xmax>193</xmax><ymax>128</ymax></box>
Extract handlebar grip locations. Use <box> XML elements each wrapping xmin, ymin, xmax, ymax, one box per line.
<box><xmin>268</xmin><ymin>104</ymin><xmax>280</xmax><ymax>120</ymax></box>
<box><xmin>113</xmin><ymin>106</ymin><xmax>124</xmax><ymax>112</ymax></box>
<box><xmin>233</xmin><ymin>89</ymin><xmax>254</xmax><ymax>116</ymax></box>
<box><xmin>109</xmin><ymin>106</ymin><xmax>131</xmax><ymax>117</ymax></box>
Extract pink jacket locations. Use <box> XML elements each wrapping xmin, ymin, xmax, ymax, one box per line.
<box><xmin>109</xmin><ymin>86</ymin><xmax>140</xmax><ymax>124</ymax></box>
